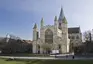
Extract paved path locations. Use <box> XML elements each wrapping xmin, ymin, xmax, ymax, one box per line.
<box><xmin>0</xmin><ymin>56</ymin><xmax>55</xmax><ymax>60</ymax></box>
<box><xmin>1</xmin><ymin>56</ymin><xmax>93</xmax><ymax>60</ymax></box>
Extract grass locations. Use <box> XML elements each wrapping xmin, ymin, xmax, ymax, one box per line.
<box><xmin>0</xmin><ymin>53</ymin><xmax>50</xmax><ymax>57</ymax></box>
<box><xmin>0</xmin><ymin>59</ymin><xmax>25</xmax><ymax>64</ymax></box>
<box><xmin>0</xmin><ymin>59</ymin><xmax>93</xmax><ymax>64</ymax></box>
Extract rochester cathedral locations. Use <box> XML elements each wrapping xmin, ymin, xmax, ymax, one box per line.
<box><xmin>32</xmin><ymin>8</ymin><xmax>82</xmax><ymax>54</ymax></box>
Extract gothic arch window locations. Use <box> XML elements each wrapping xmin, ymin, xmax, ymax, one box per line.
<box><xmin>45</xmin><ymin>29</ymin><xmax>53</xmax><ymax>44</ymax></box>
<box><xmin>58</xmin><ymin>44</ymin><xmax>61</xmax><ymax>49</ymax></box>
<box><xmin>58</xmin><ymin>44</ymin><xmax>61</xmax><ymax>53</ymax></box>
<box><xmin>72</xmin><ymin>36</ymin><xmax>74</xmax><ymax>39</ymax></box>
<box><xmin>69</xmin><ymin>36</ymin><xmax>70</xmax><ymax>39</ymax></box>
<box><xmin>37</xmin><ymin>32</ymin><xmax>39</xmax><ymax>39</ymax></box>
<box><xmin>76</xmin><ymin>35</ymin><xmax>79</xmax><ymax>39</ymax></box>
<box><xmin>59</xmin><ymin>23</ymin><xmax>61</xmax><ymax>26</ymax></box>
<box><xmin>59</xmin><ymin>23</ymin><xmax>61</xmax><ymax>29</ymax></box>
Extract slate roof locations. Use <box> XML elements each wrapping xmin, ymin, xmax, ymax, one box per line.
<box><xmin>68</xmin><ymin>27</ymin><xmax>80</xmax><ymax>33</ymax></box>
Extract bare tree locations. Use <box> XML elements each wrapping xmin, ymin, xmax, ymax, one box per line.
<box><xmin>83</xmin><ymin>30</ymin><xmax>92</xmax><ymax>42</ymax></box>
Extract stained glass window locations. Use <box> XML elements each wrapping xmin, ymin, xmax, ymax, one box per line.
<box><xmin>45</xmin><ymin>29</ymin><xmax>53</xmax><ymax>44</ymax></box>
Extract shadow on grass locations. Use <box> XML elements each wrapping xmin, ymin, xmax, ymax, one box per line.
<box><xmin>3</xmin><ymin>59</ymin><xmax>93</xmax><ymax>64</ymax></box>
<box><xmin>25</xmin><ymin>60</ymin><xmax>93</xmax><ymax>64</ymax></box>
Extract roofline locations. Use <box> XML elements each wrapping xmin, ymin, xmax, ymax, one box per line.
<box><xmin>68</xmin><ymin>27</ymin><xmax>80</xmax><ymax>29</ymax></box>
<box><xmin>68</xmin><ymin>26</ymin><xmax>81</xmax><ymax>33</ymax></box>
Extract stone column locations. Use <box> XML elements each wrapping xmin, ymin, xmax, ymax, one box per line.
<box><xmin>32</xmin><ymin>44</ymin><xmax>37</xmax><ymax>54</ymax></box>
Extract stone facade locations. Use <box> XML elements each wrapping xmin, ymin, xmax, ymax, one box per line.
<box><xmin>68</xmin><ymin>27</ymin><xmax>82</xmax><ymax>47</ymax></box>
<box><xmin>32</xmin><ymin>8</ymin><xmax>82</xmax><ymax>54</ymax></box>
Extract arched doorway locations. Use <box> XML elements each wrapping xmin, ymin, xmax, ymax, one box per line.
<box><xmin>37</xmin><ymin>45</ymin><xmax>40</xmax><ymax>54</ymax></box>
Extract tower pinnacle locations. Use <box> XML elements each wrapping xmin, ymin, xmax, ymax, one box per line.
<box><xmin>54</xmin><ymin>16</ymin><xmax>57</xmax><ymax>21</ymax></box>
<box><xmin>58</xmin><ymin>7</ymin><xmax>67</xmax><ymax>24</ymax></box>
<box><xmin>33</xmin><ymin>23</ymin><xmax>37</xmax><ymax>29</ymax></box>
<box><xmin>41</xmin><ymin>18</ymin><xmax>44</xmax><ymax>28</ymax></box>
<box><xmin>58</xmin><ymin>7</ymin><xmax>64</xmax><ymax>21</ymax></box>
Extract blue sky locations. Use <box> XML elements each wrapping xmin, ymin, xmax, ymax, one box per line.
<box><xmin>0</xmin><ymin>0</ymin><xmax>93</xmax><ymax>40</ymax></box>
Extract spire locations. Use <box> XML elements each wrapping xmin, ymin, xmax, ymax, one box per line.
<box><xmin>33</xmin><ymin>23</ymin><xmax>37</xmax><ymax>29</ymax></box>
<box><xmin>41</xmin><ymin>18</ymin><xmax>44</xmax><ymax>27</ymax></box>
<box><xmin>58</xmin><ymin>7</ymin><xmax>67</xmax><ymax>24</ymax></box>
<box><xmin>58</xmin><ymin>7</ymin><xmax>64</xmax><ymax>21</ymax></box>
<box><xmin>54</xmin><ymin>16</ymin><xmax>57</xmax><ymax>21</ymax></box>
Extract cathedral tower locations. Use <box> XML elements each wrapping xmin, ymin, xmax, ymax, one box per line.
<box><xmin>58</xmin><ymin>8</ymin><xmax>67</xmax><ymax>29</ymax></box>
<box><xmin>58</xmin><ymin>7</ymin><xmax>68</xmax><ymax>34</ymax></box>
<box><xmin>58</xmin><ymin>7</ymin><xmax>69</xmax><ymax>53</ymax></box>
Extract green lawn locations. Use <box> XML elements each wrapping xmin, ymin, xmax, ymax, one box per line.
<box><xmin>0</xmin><ymin>59</ymin><xmax>93</xmax><ymax>64</ymax></box>
<box><xmin>0</xmin><ymin>59</ymin><xmax>25</xmax><ymax>64</ymax></box>
<box><xmin>0</xmin><ymin>53</ymin><xmax>50</xmax><ymax>57</ymax></box>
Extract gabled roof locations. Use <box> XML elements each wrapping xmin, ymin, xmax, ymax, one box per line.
<box><xmin>68</xmin><ymin>27</ymin><xmax>80</xmax><ymax>33</ymax></box>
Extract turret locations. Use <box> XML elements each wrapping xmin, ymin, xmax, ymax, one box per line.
<box><xmin>54</xmin><ymin>16</ymin><xmax>57</xmax><ymax>21</ymax></box>
<box><xmin>41</xmin><ymin>18</ymin><xmax>44</xmax><ymax>28</ymax></box>
<box><xmin>54</xmin><ymin>16</ymin><xmax>58</xmax><ymax>27</ymax></box>
<box><xmin>54</xmin><ymin>16</ymin><xmax>58</xmax><ymax>26</ymax></box>
<box><xmin>54</xmin><ymin>16</ymin><xmax>58</xmax><ymax>35</ymax></box>
<box><xmin>33</xmin><ymin>23</ymin><xmax>37</xmax><ymax>29</ymax></box>
<box><xmin>33</xmin><ymin>23</ymin><xmax>39</xmax><ymax>41</ymax></box>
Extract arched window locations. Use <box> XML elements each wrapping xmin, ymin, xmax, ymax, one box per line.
<box><xmin>58</xmin><ymin>45</ymin><xmax>61</xmax><ymax>49</ymax></box>
<box><xmin>45</xmin><ymin>29</ymin><xmax>53</xmax><ymax>44</ymax></box>
<box><xmin>37</xmin><ymin>32</ymin><xmax>39</xmax><ymax>39</ymax></box>
<box><xmin>76</xmin><ymin>35</ymin><xmax>79</xmax><ymax>39</ymax></box>
<box><xmin>68</xmin><ymin>36</ymin><xmax>70</xmax><ymax>39</ymax></box>
<box><xmin>59</xmin><ymin>23</ymin><xmax>61</xmax><ymax>26</ymax></box>
<box><xmin>59</xmin><ymin>23</ymin><xmax>61</xmax><ymax>29</ymax></box>
<box><xmin>72</xmin><ymin>36</ymin><xmax>74</xmax><ymax>39</ymax></box>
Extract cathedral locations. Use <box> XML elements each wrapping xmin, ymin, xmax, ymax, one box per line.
<box><xmin>32</xmin><ymin>8</ymin><xmax>82</xmax><ymax>54</ymax></box>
